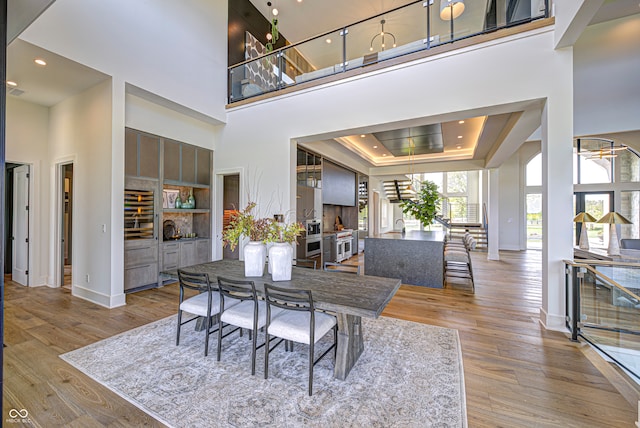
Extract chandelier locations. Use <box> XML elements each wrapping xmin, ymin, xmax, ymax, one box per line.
<box><xmin>370</xmin><ymin>19</ymin><xmax>396</xmax><ymax>52</ymax></box>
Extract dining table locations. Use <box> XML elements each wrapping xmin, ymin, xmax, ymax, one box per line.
<box><xmin>161</xmin><ymin>259</ymin><xmax>401</xmax><ymax>380</ymax></box>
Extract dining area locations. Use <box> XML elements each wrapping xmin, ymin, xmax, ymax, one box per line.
<box><xmin>162</xmin><ymin>258</ymin><xmax>402</xmax><ymax>394</ymax></box>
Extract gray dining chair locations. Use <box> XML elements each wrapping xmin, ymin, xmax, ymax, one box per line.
<box><xmin>323</xmin><ymin>261</ymin><xmax>360</xmax><ymax>275</ymax></box>
<box><xmin>263</xmin><ymin>283</ymin><xmax>337</xmax><ymax>396</ymax></box>
<box><xmin>176</xmin><ymin>270</ymin><xmax>221</xmax><ymax>356</ymax></box>
<box><xmin>216</xmin><ymin>276</ymin><xmax>283</xmax><ymax>375</ymax></box>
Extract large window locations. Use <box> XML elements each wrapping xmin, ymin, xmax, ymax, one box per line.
<box><xmin>526</xmin><ymin>154</ymin><xmax>542</xmax><ymax>249</ymax></box>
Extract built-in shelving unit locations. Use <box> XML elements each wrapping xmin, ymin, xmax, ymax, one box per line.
<box><xmin>125</xmin><ymin>127</ymin><xmax>212</xmax><ymax>292</ymax></box>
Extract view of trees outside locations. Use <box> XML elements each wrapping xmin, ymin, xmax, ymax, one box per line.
<box><xmin>526</xmin><ymin>193</ymin><xmax>542</xmax><ymax>249</ymax></box>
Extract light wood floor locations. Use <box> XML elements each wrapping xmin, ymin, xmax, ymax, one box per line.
<box><xmin>3</xmin><ymin>251</ymin><xmax>639</xmax><ymax>427</ymax></box>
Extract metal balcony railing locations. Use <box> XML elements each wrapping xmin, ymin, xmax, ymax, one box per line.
<box><xmin>228</xmin><ymin>0</ymin><xmax>549</xmax><ymax>103</ymax></box>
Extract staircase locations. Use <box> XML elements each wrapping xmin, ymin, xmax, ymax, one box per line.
<box><xmin>448</xmin><ymin>223</ymin><xmax>488</xmax><ymax>251</ymax></box>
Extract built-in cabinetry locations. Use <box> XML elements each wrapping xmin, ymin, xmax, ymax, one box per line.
<box><xmin>323</xmin><ymin>234</ymin><xmax>336</xmax><ymax>264</ymax></box>
<box><xmin>161</xmin><ymin>239</ymin><xmax>210</xmax><ymax>271</ymax></box>
<box><xmin>125</xmin><ymin>128</ymin><xmax>212</xmax><ymax>292</ymax></box>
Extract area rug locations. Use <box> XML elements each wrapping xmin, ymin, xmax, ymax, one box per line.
<box><xmin>60</xmin><ymin>315</ymin><xmax>467</xmax><ymax>427</ymax></box>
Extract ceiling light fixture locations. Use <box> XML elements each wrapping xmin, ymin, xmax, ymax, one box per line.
<box><xmin>34</xmin><ymin>58</ymin><xmax>47</xmax><ymax>66</ymax></box>
<box><xmin>457</xmin><ymin>135</ymin><xmax>463</xmax><ymax>139</ymax></box>
<box><xmin>440</xmin><ymin>0</ymin><xmax>465</xmax><ymax>20</ymax></box>
<box><xmin>458</xmin><ymin>120</ymin><xmax>465</xmax><ymax>124</ymax></box>
<box><xmin>373</xmin><ymin>145</ymin><xmax>378</xmax><ymax>149</ymax></box>
<box><xmin>326</xmin><ymin>38</ymin><xmax>332</xmax><ymax>44</ymax></box>
<box><xmin>6</xmin><ymin>80</ymin><xmax>17</xmax><ymax>87</ymax></box>
<box><xmin>266</xmin><ymin>1</ymin><xmax>279</xmax><ymax>52</ymax></box>
<box><xmin>360</xmin><ymin>134</ymin><xmax>366</xmax><ymax>138</ymax></box>
<box><xmin>370</xmin><ymin>19</ymin><xmax>396</xmax><ymax>52</ymax></box>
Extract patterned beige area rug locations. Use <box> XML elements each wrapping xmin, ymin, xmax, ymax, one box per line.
<box><xmin>60</xmin><ymin>316</ymin><xmax>467</xmax><ymax>427</ymax></box>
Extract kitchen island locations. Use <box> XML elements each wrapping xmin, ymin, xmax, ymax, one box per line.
<box><xmin>364</xmin><ymin>230</ymin><xmax>445</xmax><ymax>288</ymax></box>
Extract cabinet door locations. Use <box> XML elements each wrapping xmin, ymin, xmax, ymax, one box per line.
<box><xmin>195</xmin><ymin>239</ymin><xmax>210</xmax><ymax>264</ymax></box>
<box><xmin>125</xmin><ymin>263</ymin><xmax>158</xmax><ymax>291</ymax></box>
<box><xmin>196</xmin><ymin>148</ymin><xmax>211</xmax><ymax>185</ymax></box>
<box><xmin>139</xmin><ymin>134</ymin><xmax>160</xmax><ymax>178</ymax></box>
<box><xmin>125</xmin><ymin>129</ymin><xmax>138</xmax><ymax>176</ymax></box>
<box><xmin>164</xmin><ymin>140</ymin><xmax>181</xmax><ymax>182</ymax></box>
<box><xmin>180</xmin><ymin>241</ymin><xmax>196</xmax><ymax>268</ymax></box>
<box><xmin>181</xmin><ymin>144</ymin><xmax>196</xmax><ymax>184</ymax></box>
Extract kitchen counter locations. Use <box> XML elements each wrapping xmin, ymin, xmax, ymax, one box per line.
<box><xmin>364</xmin><ymin>230</ymin><xmax>444</xmax><ymax>288</ymax></box>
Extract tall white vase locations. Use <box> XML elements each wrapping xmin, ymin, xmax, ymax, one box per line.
<box><xmin>269</xmin><ymin>242</ymin><xmax>293</xmax><ymax>281</ymax></box>
<box><xmin>244</xmin><ymin>241</ymin><xmax>266</xmax><ymax>277</ymax></box>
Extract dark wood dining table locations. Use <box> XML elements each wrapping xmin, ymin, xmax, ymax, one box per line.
<box><xmin>161</xmin><ymin>259</ymin><xmax>401</xmax><ymax>380</ymax></box>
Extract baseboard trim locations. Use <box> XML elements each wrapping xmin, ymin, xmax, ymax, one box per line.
<box><xmin>72</xmin><ymin>284</ymin><xmax>126</xmax><ymax>309</ymax></box>
<box><xmin>539</xmin><ymin>307</ymin><xmax>566</xmax><ymax>331</ymax></box>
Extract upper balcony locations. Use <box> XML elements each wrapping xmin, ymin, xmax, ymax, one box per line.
<box><xmin>228</xmin><ymin>0</ymin><xmax>550</xmax><ymax>106</ymax></box>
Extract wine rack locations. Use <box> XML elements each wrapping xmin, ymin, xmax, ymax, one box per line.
<box><xmin>124</xmin><ymin>189</ymin><xmax>155</xmax><ymax>240</ymax></box>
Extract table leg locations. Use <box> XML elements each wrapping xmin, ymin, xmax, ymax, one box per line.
<box><xmin>334</xmin><ymin>313</ymin><xmax>364</xmax><ymax>380</ymax></box>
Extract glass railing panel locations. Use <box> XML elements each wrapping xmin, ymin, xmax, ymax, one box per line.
<box><xmin>436</xmin><ymin>0</ymin><xmax>490</xmax><ymax>41</ymax></box>
<box><xmin>229</xmin><ymin>51</ymin><xmax>280</xmax><ymax>102</ymax></box>
<box><xmin>346</xmin><ymin>2</ymin><xmax>430</xmax><ymax>66</ymax></box>
<box><xmin>286</xmin><ymin>29</ymin><xmax>345</xmax><ymax>86</ymax></box>
<box><xmin>228</xmin><ymin>0</ymin><xmax>549</xmax><ymax>102</ymax></box>
<box><xmin>571</xmin><ymin>261</ymin><xmax>640</xmax><ymax>379</ymax></box>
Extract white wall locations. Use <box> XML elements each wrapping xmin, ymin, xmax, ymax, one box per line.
<box><xmin>48</xmin><ymin>80</ymin><xmax>119</xmax><ymax>307</ymax></box>
<box><xmin>125</xmin><ymin>94</ymin><xmax>219</xmax><ymax>151</ymax></box>
<box><xmin>498</xmin><ymin>153</ymin><xmax>522</xmax><ymax>250</ymax></box>
<box><xmin>6</xmin><ymin>97</ymin><xmax>50</xmax><ymax>286</ymax></box>
<box><xmin>19</xmin><ymin>0</ymin><xmax>228</xmax><ymax>124</ymax></box>
<box><xmin>574</xmin><ymin>14</ymin><xmax>640</xmax><ymax>135</ymax></box>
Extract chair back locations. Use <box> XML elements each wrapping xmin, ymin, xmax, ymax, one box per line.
<box><xmin>177</xmin><ymin>270</ymin><xmax>214</xmax><ymax>300</ymax></box>
<box><xmin>264</xmin><ymin>283</ymin><xmax>314</xmax><ymax>313</ymax></box>
<box><xmin>323</xmin><ymin>262</ymin><xmax>360</xmax><ymax>275</ymax></box>
<box><xmin>216</xmin><ymin>276</ymin><xmax>257</xmax><ymax>310</ymax></box>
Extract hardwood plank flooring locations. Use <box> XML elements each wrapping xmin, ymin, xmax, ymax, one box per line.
<box><xmin>3</xmin><ymin>251</ymin><xmax>639</xmax><ymax>427</ymax></box>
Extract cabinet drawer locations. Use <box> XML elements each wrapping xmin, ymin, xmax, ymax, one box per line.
<box><xmin>125</xmin><ymin>245</ymin><xmax>158</xmax><ymax>268</ymax></box>
<box><xmin>163</xmin><ymin>242</ymin><xmax>179</xmax><ymax>251</ymax></box>
<box><xmin>163</xmin><ymin>249</ymin><xmax>180</xmax><ymax>270</ymax></box>
<box><xmin>125</xmin><ymin>263</ymin><xmax>158</xmax><ymax>290</ymax></box>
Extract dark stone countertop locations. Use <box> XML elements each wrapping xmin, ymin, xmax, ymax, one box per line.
<box><xmin>368</xmin><ymin>230</ymin><xmax>446</xmax><ymax>242</ymax></box>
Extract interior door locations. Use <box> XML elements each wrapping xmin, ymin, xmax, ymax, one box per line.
<box><xmin>12</xmin><ymin>165</ymin><xmax>29</xmax><ymax>285</ymax></box>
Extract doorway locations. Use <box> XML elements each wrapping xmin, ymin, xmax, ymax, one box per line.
<box><xmin>61</xmin><ymin>163</ymin><xmax>73</xmax><ymax>287</ymax></box>
<box><xmin>222</xmin><ymin>174</ymin><xmax>240</xmax><ymax>259</ymax></box>
<box><xmin>4</xmin><ymin>163</ymin><xmax>30</xmax><ymax>285</ymax></box>
<box><xmin>575</xmin><ymin>191</ymin><xmax>613</xmax><ymax>250</ymax></box>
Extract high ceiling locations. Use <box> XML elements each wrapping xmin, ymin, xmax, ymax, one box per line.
<box><xmin>4</xmin><ymin>0</ymin><xmax>639</xmax><ymax>173</ymax></box>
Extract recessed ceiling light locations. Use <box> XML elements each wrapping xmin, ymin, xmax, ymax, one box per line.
<box><xmin>382</xmin><ymin>154</ymin><xmax>387</xmax><ymax>157</ymax></box>
<box><xmin>373</xmin><ymin>145</ymin><xmax>378</xmax><ymax>149</ymax></box>
<box><xmin>457</xmin><ymin>135</ymin><xmax>463</xmax><ymax>139</ymax></box>
<box><xmin>34</xmin><ymin>58</ymin><xmax>47</xmax><ymax>66</ymax></box>
<box><xmin>457</xmin><ymin>145</ymin><xmax>462</xmax><ymax>149</ymax></box>
<box><xmin>326</xmin><ymin>38</ymin><xmax>332</xmax><ymax>44</ymax></box>
<box><xmin>458</xmin><ymin>120</ymin><xmax>465</xmax><ymax>124</ymax></box>
<box><xmin>6</xmin><ymin>81</ymin><xmax>17</xmax><ymax>87</ymax></box>
<box><xmin>360</xmin><ymin>134</ymin><xmax>366</xmax><ymax>138</ymax></box>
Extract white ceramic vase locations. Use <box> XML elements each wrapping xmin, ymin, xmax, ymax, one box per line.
<box><xmin>269</xmin><ymin>242</ymin><xmax>293</xmax><ymax>281</ymax></box>
<box><xmin>244</xmin><ymin>241</ymin><xmax>266</xmax><ymax>277</ymax></box>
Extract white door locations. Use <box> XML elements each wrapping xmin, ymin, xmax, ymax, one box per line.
<box><xmin>13</xmin><ymin>165</ymin><xmax>30</xmax><ymax>285</ymax></box>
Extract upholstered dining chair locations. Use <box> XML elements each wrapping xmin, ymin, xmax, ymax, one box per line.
<box><xmin>263</xmin><ymin>283</ymin><xmax>337</xmax><ymax>396</ymax></box>
<box><xmin>176</xmin><ymin>269</ymin><xmax>221</xmax><ymax>356</ymax></box>
<box><xmin>323</xmin><ymin>261</ymin><xmax>360</xmax><ymax>275</ymax></box>
<box><xmin>216</xmin><ymin>276</ymin><xmax>283</xmax><ymax>375</ymax></box>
